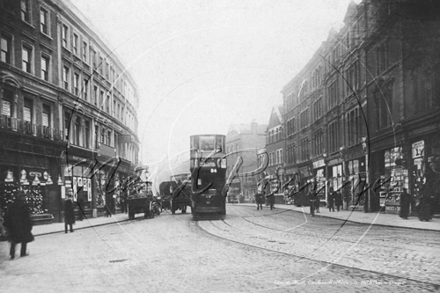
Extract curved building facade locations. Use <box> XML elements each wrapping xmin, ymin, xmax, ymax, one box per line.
<box><xmin>0</xmin><ymin>0</ymin><xmax>140</xmax><ymax>222</ymax></box>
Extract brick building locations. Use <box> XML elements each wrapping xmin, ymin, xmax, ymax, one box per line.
<box><xmin>225</xmin><ymin>121</ymin><xmax>266</xmax><ymax>201</ymax></box>
<box><xmin>263</xmin><ymin>106</ymin><xmax>286</xmax><ymax>197</ymax></box>
<box><xmin>281</xmin><ymin>0</ymin><xmax>440</xmax><ymax>213</ymax></box>
<box><xmin>0</xmin><ymin>0</ymin><xmax>141</xmax><ymax>222</ymax></box>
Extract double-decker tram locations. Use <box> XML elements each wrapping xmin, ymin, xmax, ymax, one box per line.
<box><xmin>190</xmin><ymin>134</ymin><xmax>227</xmax><ymax>218</ymax></box>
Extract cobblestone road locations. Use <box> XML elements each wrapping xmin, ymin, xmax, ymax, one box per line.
<box><xmin>0</xmin><ymin>205</ymin><xmax>439</xmax><ymax>292</ymax></box>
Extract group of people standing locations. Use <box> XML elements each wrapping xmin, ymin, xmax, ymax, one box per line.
<box><xmin>326</xmin><ymin>187</ymin><xmax>343</xmax><ymax>212</ymax></box>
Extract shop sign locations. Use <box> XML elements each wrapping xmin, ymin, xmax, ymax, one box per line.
<box><xmin>313</xmin><ymin>159</ymin><xmax>325</xmax><ymax>169</ymax></box>
<box><xmin>412</xmin><ymin>141</ymin><xmax>424</xmax><ymax>158</ymax></box>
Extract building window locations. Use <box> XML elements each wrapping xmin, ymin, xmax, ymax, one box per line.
<box><xmin>92</xmin><ymin>50</ymin><xmax>97</xmax><ymax>68</ymax></box>
<box><xmin>42</xmin><ymin>105</ymin><xmax>50</xmax><ymax>127</ymax></box>
<box><xmin>23</xmin><ymin>98</ymin><xmax>33</xmax><ymax>134</ymax></box>
<box><xmin>107</xmin><ymin>130</ymin><xmax>111</xmax><ymax>146</ymax></box>
<box><xmin>328</xmin><ymin>121</ymin><xmax>339</xmax><ymax>153</ymax></box>
<box><xmin>62</xmin><ymin>24</ymin><xmax>69</xmax><ymax>48</ymax></box>
<box><xmin>21</xmin><ymin>0</ymin><xmax>30</xmax><ymax>22</ymax></box>
<box><xmin>99</xmin><ymin>56</ymin><xmax>103</xmax><ymax>75</ymax></box>
<box><xmin>101</xmin><ymin>128</ymin><xmax>105</xmax><ymax>144</ymax></box>
<box><xmin>106</xmin><ymin>95</ymin><xmax>110</xmax><ymax>113</ymax></box>
<box><xmin>40</xmin><ymin>8</ymin><xmax>48</xmax><ymax>34</ymax></box>
<box><xmin>1</xmin><ymin>34</ymin><xmax>12</xmax><ymax>64</ymax></box>
<box><xmin>41</xmin><ymin>55</ymin><xmax>49</xmax><ymax>81</ymax></box>
<box><xmin>22</xmin><ymin>45</ymin><xmax>32</xmax><ymax>73</ymax></box>
<box><xmin>93</xmin><ymin>86</ymin><xmax>98</xmax><ymax>106</ymax></box>
<box><xmin>100</xmin><ymin>91</ymin><xmax>104</xmax><ymax>109</ymax></box>
<box><xmin>73</xmin><ymin>72</ymin><xmax>79</xmax><ymax>95</ymax></box>
<box><xmin>83</xmin><ymin>79</ymin><xmax>89</xmax><ymax>101</ymax></box>
<box><xmin>82</xmin><ymin>41</ymin><xmax>88</xmax><ymax>62</ymax></box>
<box><xmin>85</xmin><ymin>121</ymin><xmax>90</xmax><ymax>148</ymax></box>
<box><xmin>73</xmin><ymin>33</ymin><xmax>78</xmax><ymax>55</ymax></box>
<box><xmin>74</xmin><ymin>116</ymin><xmax>81</xmax><ymax>146</ymax></box>
<box><xmin>63</xmin><ymin>66</ymin><xmax>69</xmax><ymax>90</ymax></box>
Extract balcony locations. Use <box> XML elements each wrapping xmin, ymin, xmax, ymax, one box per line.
<box><xmin>0</xmin><ymin>114</ymin><xmax>64</xmax><ymax>142</ymax></box>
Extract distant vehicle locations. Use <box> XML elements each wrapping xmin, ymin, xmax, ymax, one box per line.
<box><xmin>190</xmin><ymin>134</ymin><xmax>227</xmax><ymax>218</ymax></box>
<box><xmin>159</xmin><ymin>180</ymin><xmax>192</xmax><ymax>214</ymax></box>
<box><xmin>126</xmin><ymin>181</ymin><xmax>155</xmax><ymax>219</ymax></box>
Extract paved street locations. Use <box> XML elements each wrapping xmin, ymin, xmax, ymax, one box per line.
<box><xmin>1</xmin><ymin>205</ymin><xmax>439</xmax><ymax>293</ymax></box>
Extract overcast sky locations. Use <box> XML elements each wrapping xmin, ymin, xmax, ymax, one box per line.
<box><xmin>72</xmin><ymin>0</ymin><xmax>359</xmax><ymax>172</ymax></box>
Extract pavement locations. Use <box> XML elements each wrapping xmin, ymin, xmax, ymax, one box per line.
<box><xmin>236</xmin><ymin>203</ymin><xmax>440</xmax><ymax>231</ymax></box>
<box><xmin>29</xmin><ymin>203</ymin><xmax>440</xmax><ymax>237</ymax></box>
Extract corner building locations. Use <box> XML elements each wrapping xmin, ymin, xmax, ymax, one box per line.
<box><xmin>0</xmin><ymin>0</ymin><xmax>141</xmax><ymax>222</ymax></box>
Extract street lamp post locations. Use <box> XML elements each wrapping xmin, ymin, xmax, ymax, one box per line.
<box><xmin>362</xmin><ymin>137</ymin><xmax>369</xmax><ymax>213</ymax></box>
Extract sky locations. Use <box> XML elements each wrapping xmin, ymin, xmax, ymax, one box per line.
<box><xmin>72</xmin><ymin>0</ymin><xmax>359</xmax><ymax>181</ymax></box>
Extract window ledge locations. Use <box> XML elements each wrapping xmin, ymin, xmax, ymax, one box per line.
<box><xmin>40</xmin><ymin>32</ymin><xmax>53</xmax><ymax>40</ymax></box>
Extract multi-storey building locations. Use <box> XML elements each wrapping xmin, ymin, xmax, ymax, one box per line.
<box><xmin>281</xmin><ymin>0</ymin><xmax>440</xmax><ymax>213</ymax></box>
<box><xmin>0</xmin><ymin>0</ymin><xmax>141</xmax><ymax>222</ymax></box>
<box><xmin>263</xmin><ymin>106</ymin><xmax>285</xmax><ymax>195</ymax></box>
<box><xmin>225</xmin><ymin>121</ymin><xmax>267</xmax><ymax>201</ymax></box>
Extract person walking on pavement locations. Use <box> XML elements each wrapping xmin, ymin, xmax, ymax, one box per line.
<box><xmin>334</xmin><ymin>189</ymin><xmax>343</xmax><ymax>211</ymax></box>
<box><xmin>4</xmin><ymin>191</ymin><xmax>34</xmax><ymax>260</ymax></box>
<box><xmin>327</xmin><ymin>187</ymin><xmax>335</xmax><ymax>212</ymax></box>
<box><xmin>64</xmin><ymin>195</ymin><xmax>75</xmax><ymax>233</ymax></box>
<box><xmin>418</xmin><ymin>184</ymin><xmax>433</xmax><ymax>222</ymax></box>
<box><xmin>308</xmin><ymin>184</ymin><xmax>318</xmax><ymax>217</ymax></box>
<box><xmin>399</xmin><ymin>188</ymin><xmax>411</xmax><ymax>219</ymax></box>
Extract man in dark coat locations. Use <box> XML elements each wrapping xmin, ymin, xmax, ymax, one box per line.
<box><xmin>308</xmin><ymin>185</ymin><xmax>318</xmax><ymax>217</ymax></box>
<box><xmin>399</xmin><ymin>188</ymin><xmax>411</xmax><ymax>219</ymax></box>
<box><xmin>327</xmin><ymin>187</ymin><xmax>335</xmax><ymax>212</ymax></box>
<box><xmin>64</xmin><ymin>195</ymin><xmax>75</xmax><ymax>233</ymax></box>
<box><xmin>334</xmin><ymin>189</ymin><xmax>343</xmax><ymax>211</ymax></box>
<box><xmin>4</xmin><ymin>191</ymin><xmax>34</xmax><ymax>259</ymax></box>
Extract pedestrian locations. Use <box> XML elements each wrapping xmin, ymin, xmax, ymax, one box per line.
<box><xmin>267</xmin><ymin>193</ymin><xmax>275</xmax><ymax>210</ymax></box>
<box><xmin>308</xmin><ymin>186</ymin><xmax>318</xmax><ymax>217</ymax></box>
<box><xmin>256</xmin><ymin>191</ymin><xmax>264</xmax><ymax>211</ymax></box>
<box><xmin>4</xmin><ymin>191</ymin><xmax>34</xmax><ymax>260</ymax></box>
<box><xmin>334</xmin><ymin>189</ymin><xmax>342</xmax><ymax>211</ymax></box>
<box><xmin>327</xmin><ymin>187</ymin><xmax>335</xmax><ymax>212</ymax></box>
<box><xmin>343</xmin><ymin>183</ymin><xmax>351</xmax><ymax>210</ymax></box>
<box><xmin>64</xmin><ymin>195</ymin><xmax>75</xmax><ymax>233</ymax></box>
<box><xmin>418</xmin><ymin>185</ymin><xmax>433</xmax><ymax>222</ymax></box>
<box><xmin>399</xmin><ymin>188</ymin><xmax>411</xmax><ymax>219</ymax></box>
<box><xmin>104</xmin><ymin>203</ymin><xmax>112</xmax><ymax>217</ymax></box>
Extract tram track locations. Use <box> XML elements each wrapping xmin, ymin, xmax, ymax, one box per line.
<box><xmin>239</xmin><ymin>216</ymin><xmax>419</xmax><ymax>252</ymax></box>
<box><xmin>195</xmin><ymin>219</ymin><xmax>440</xmax><ymax>289</ymax></box>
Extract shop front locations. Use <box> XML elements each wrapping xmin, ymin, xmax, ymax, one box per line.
<box><xmin>312</xmin><ymin>158</ymin><xmax>326</xmax><ymax>205</ymax></box>
<box><xmin>409</xmin><ymin>135</ymin><xmax>440</xmax><ymax>215</ymax></box>
<box><xmin>0</xmin><ymin>150</ymin><xmax>62</xmax><ymax>223</ymax></box>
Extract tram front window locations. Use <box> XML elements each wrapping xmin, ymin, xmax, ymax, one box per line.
<box><xmin>199</xmin><ymin>136</ymin><xmax>215</xmax><ymax>151</ymax></box>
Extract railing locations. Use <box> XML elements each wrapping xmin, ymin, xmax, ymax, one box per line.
<box><xmin>0</xmin><ymin>114</ymin><xmax>65</xmax><ymax>142</ymax></box>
